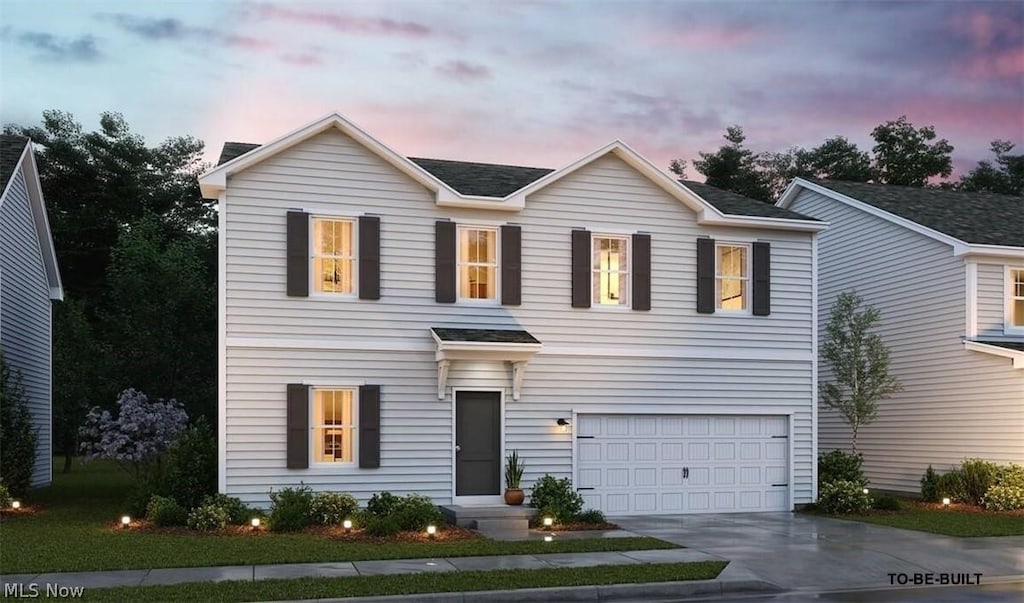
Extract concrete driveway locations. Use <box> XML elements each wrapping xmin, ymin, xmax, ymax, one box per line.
<box><xmin>614</xmin><ymin>512</ymin><xmax>1024</xmax><ymax>592</ymax></box>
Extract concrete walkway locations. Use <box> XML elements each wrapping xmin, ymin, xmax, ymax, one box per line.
<box><xmin>614</xmin><ymin>512</ymin><xmax>1024</xmax><ymax>592</ymax></box>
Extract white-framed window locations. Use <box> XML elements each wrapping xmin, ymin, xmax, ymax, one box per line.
<box><xmin>458</xmin><ymin>226</ymin><xmax>498</xmax><ymax>301</ymax></box>
<box><xmin>313</xmin><ymin>217</ymin><xmax>356</xmax><ymax>294</ymax></box>
<box><xmin>716</xmin><ymin>243</ymin><xmax>750</xmax><ymax>312</ymax></box>
<box><xmin>592</xmin><ymin>235</ymin><xmax>629</xmax><ymax>307</ymax></box>
<box><xmin>312</xmin><ymin>388</ymin><xmax>357</xmax><ymax>465</ymax></box>
<box><xmin>1008</xmin><ymin>267</ymin><xmax>1024</xmax><ymax>332</ymax></box>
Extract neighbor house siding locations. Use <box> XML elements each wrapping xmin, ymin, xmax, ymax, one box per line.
<box><xmin>790</xmin><ymin>189</ymin><xmax>1024</xmax><ymax>493</ymax></box>
<box><xmin>0</xmin><ymin>169</ymin><xmax>52</xmax><ymax>487</ymax></box>
<box><xmin>976</xmin><ymin>263</ymin><xmax>1024</xmax><ymax>341</ymax></box>
<box><xmin>222</xmin><ymin>129</ymin><xmax>817</xmax><ymax>508</ymax></box>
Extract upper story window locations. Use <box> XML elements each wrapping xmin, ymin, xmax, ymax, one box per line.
<box><xmin>716</xmin><ymin>243</ymin><xmax>749</xmax><ymax>312</ymax></box>
<box><xmin>313</xmin><ymin>388</ymin><xmax>356</xmax><ymax>464</ymax></box>
<box><xmin>1009</xmin><ymin>267</ymin><xmax>1024</xmax><ymax>331</ymax></box>
<box><xmin>593</xmin><ymin>235</ymin><xmax>629</xmax><ymax>307</ymax></box>
<box><xmin>313</xmin><ymin>218</ymin><xmax>355</xmax><ymax>294</ymax></box>
<box><xmin>458</xmin><ymin>226</ymin><xmax>498</xmax><ymax>301</ymax></box>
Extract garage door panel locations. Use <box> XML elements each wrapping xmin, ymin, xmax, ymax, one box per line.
<box><xmin>576</xmin><ymin>414</ymin><xmax>789</xmax><ymax>515</ymax></box>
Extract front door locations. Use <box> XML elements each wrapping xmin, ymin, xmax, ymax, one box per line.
<box><xmin>455</xmin><ymin>391</ymin><xmax>501</xmax><ymax>498</ymax></box>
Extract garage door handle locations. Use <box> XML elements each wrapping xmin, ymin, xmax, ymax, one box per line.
<box><xmin>771</xmin><ymin>483</ymin><xmax>788</xmax><ymax>487</ymax></box>
<box><xmin>682</xmin><ymin>467</ymin><xmax>689</xmax><ymax>479</ymax></box>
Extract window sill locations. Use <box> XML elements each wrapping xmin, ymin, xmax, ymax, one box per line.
<box><xmin>308</xmin><ymin>293</ymin><xmax>360</xmax><ymax>301</ymax></box>
<box><xmin>308</xmin><ymin>463</ymin><xmax>360</xmax><ymax>470</ymax></box>
<box><xmin>588</xmin><ymin>304</ymin><xmax>632</xmax><ymax>311</ymax></box>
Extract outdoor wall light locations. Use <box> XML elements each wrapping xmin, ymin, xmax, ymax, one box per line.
<box><xmin>343</xmin><ymin>519</ymin><xmax>353</xmax><ymax>533</ymax></box>
<box><xmin>862</xmin><ymin>488</ymin><xmax>869</xmax><ymax>495</ymax></box>
<box><xmin>942</xmin><ymin>497</ymin><xmax>951</xmax><ymax>506</ymax></box>
<box><xmin>557</xmin><ymin>418</ymin><xmax>570</xmax><ymax>432</ymax></box>
<box><xmin>10</xmin><ymin>500</ymin><xmax>20</xmax><ymax>510</ymax></box>
<box><xmin>543</xmin><ymin>516</ymin><xmax>554</xmax><ymax>529</ymax></box>
<box><xmin>121</xmin><ymin>515</ymin><xmax>131</xmax><ymax>528</ymax></box>
<box><xmin>426</xmin><ymin>525</ymin><xmax>437</xmax><ymax>538</ymax></box>
<box><xmin>251</xmin><ymin>517</ymin><xmax>261</xmax><ymax>530</ymax></box>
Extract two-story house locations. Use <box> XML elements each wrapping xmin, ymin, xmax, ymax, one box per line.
<box><xmin>779</xmin><ymin>179</ymin><xmax>1023</xmax><ymax>493</ymax></box>
<box><xmin>1</xmin><ymin>135</ymin><xmax>63</xmax><ymax>489</ymax></box>
<box><xmin>198</xmin><ymin>113</ymin><xmax>826</xmax><ymax>515</ymax></box>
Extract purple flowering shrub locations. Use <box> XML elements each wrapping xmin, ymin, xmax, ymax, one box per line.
<box><xmin>79</xmin><ymin>388</ymin><xmax>188</xmax><ymax>478</ymax></box>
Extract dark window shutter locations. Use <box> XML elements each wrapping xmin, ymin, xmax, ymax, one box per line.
<box><xmin>359</xmin><ymin>385</ymin><xmax>381</xmax><ymax>469</ymax></box>
<box><xmin>359</xmin><ymin>215</ymin><xmax>380</xmax><ymax>300</ymax></box>
<box><xmin>571</xmin><ymin>229</ymin><xmax>591</xmax><ymax>308</ymax></box>
<box><xmin>286</xmin><ymin>384</ymin><xmax>310</xmax><ymax>469</ymax></box>
<box><xmin>696</xmin><ymin>237</ymin><xmax>715</xmax><ymax>314</ymax></box>
<box><xmin>286</xmin><ymin>211</ymin><xmax>309</xmax><ymax>297</ymax></box>
<box><xmin>632</xmin><ymin>233</ymin><xmax>651</xmax><ymax>311</ymax></box>
<box><xmin>501</xmin><ymin>224</ymin><xmax>522</xmax><ymax>306</ymax></box>
<box><xmin>752</xmin><ymin>241</ymin><xmax>771</xmax><ymax>316</ymax></box>
<box><xmin>435</xmin><ymin>221</ymin><xmax>456</xmax><ymax>303</ymax></box>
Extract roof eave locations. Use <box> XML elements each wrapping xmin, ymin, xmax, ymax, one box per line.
<box><xmin>3</xmin><ymin>141</ymin><xmax>63</xmax><ymax>300</ymax></box>
<box><xmin>963</xmin><ymin>340</ymin><xmax>1024</xmax><ymax>369</ymax></box>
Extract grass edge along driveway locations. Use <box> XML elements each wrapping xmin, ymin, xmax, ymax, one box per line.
<box><xmin>76</xmin><ymin>561</ymin><xmax>729</xmax><ymax>602</ymax></box>
<box><xmin>824</xmin><ymin>503</ymin><xmax>1024</xmax><ymax>537</ymax></box>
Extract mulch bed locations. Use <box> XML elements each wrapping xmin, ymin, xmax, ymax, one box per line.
<box><xmin>0</xmin><ymin>506</ymin><xmax>42</xmax><ymax>518</ymax></box>
<box><xmin>911</xmin><ymin>500</ymin><xmax>1024</xmax><ymax>516</ymax></box>
<box><xmin>534</xmin><ymin>521</ymin><xmax>620</xmax><ymax>531</ymax></box>
<box><xmin>111</xmin><ymin>520</ymin><xmax>481</xmax><ymax>541</ymax></box>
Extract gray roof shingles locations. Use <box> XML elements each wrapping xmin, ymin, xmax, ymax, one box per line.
<box><xmin>215</xmin><ymin>141</ymin><xmax>815</xmax><ymax>221</ymax></box>
<box><xmin>811</xmin><ymin>179</ymin><xmax>1023</xmax><ymax>247</ymax></box>
<box><xmin>0</xmin><ymin>134</ymin><xmax>29</xmax><ymax>186</ymax></box>
<box><xmin>431</xmin><ymin>327</ymin><xmax>540</xmax><ymax>344</ymax></box>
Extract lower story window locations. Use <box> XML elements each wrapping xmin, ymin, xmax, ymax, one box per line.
<box><xmin>313</xmin><ymin>389</ymin><xmax>355</xmax><ymax>464</ymax></box>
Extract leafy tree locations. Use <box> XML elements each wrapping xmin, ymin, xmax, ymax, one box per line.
<box><xmin>957</xmin><ymin>140</ymin><xmax>1024</xmax><ymax>196</ymax></box>
<box><xmin>0</xmin><ymin>354</ymin><xmax>39</xmax><ymax>496</ymax></box>
<box><xmin>52</xmin><ymin>298</ymin><xmax>100</xmax><ymax>473</ymax></box>
<box><xmin>79</xmin><ymin>388</ymin><xmax>188</xmax><ymax>479</ymax></box>
<box><xmin>796</xmin><ymin>136</ymin><xmax>872</xmax><ymax>183</ymax></box>
<box><xmin>682</xmin><ymin>126</ymin><xmax>772</xmax><ymax>202</ymax></box>
<box><xmin>871</xmin><ymin>115</ymin><xmax>953</xmax><ymax>186</ymax></box>
<box><xmin>819</xmin><ymin>291</ymin><xmax>903</xmax><ymax>453</ymax></box>
<box><xmin>100</xmin><ymin>219</ymin><xmax>217</xmax><ymax>420</ymax></box>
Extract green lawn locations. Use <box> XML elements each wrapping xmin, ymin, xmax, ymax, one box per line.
<box><xmin>830</xmin><ymin>503</ymin><xmax>1024</xmax><ymax>537</ymax></box>
<box><xmin>78</xmin><ymin>562</ymin><xmax>728</xmax><ymax>602</ymax></box>
<box><xmin>1</xmin><ymin>460</ymin><xmax>674</xmax><ymax>574</ymax></box>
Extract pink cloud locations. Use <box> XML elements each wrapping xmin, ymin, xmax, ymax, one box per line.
<box><xmin>249</xmin><ymin>4</ymin><xmax>435</xmax><ymax>38</ymax></box>
<box><xmin>435</xmin><ymin>60</ymin><xmax>490</xmax><ymax>82</ymax></box>
<box><xmin>958</xmin><ymin>47</ymin><xmax>1024</xmax><ymax>79</ymax></box>
<box><xmin>280</xmin><ymin>53</ymin><xmax>322</xmax><ymax>66</ymax></box>
<box><xmin>643</xmin><ymin>25</ymin><xmax>764</xmax><ymax>50</ymax></box>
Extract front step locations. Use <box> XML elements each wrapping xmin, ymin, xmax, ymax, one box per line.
<box><xmin>439</xmin><ymin>504</ymin><xmax>538</xmax><ymax>529</ymax></box>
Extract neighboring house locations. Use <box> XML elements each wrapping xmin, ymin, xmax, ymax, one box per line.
<box><xmin>199</xmin><ymin>113</ymin><xmax>826</xmax><ymax>515</ymax></box>
<box><xmin>0</xmin><ymin>135</ymin><xmax>63</xmax><ymax>488</ymax></box>
<box><xmin>778</xmin><ymin>178</ymin><xmax>1024</xmax><ymax>493</ymax></box>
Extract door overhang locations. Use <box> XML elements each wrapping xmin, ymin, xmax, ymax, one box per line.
<box><xmin>431</xmin><ymin>328</ymin><xmax>542</xmax><ymax>400</ymax></box>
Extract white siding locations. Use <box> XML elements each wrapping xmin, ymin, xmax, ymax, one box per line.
<box><xmin>0</xmin><ymin>170</ymin><xmax>52</xmax><ymax>487</ymax></box>
<box><xmin>222</xmin><ymin>129</ymin><xmax>817</xmax><ymax>508</ymax></box>
<box><xmin>977</xmin><ymin>263</ymin><xmax>1024</xmax><ymax>341</ymax></box>
<box><xmin>790</xmin><ymin>189</ymin><xmax>1024</xmax><ymax>493</ymax></box>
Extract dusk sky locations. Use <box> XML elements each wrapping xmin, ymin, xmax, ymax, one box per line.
<box><xmin>1</xmin><ymin>0</ymin><xmax>1021</xmax><ymax>179</ymax></box>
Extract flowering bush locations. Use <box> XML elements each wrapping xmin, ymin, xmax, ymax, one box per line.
<box><xmin>187</xmin><ymin>503</ymin><xmax>228</xmax><ymax>531</ymax></box>
<box><xmin>79</xmin><ymin>389</ymin><xmax>188</xmax><ymax>478</ymax></box>
<box><xmin>983</xmin><ymin>485</ymin><xmax>1024</xmax><ymax>511</ymax></box>
<box><xmin>201</xmin><ymin>493</ymin><xmax>252</xmax><ymax>525</ymax></box>
<box><xmin>310</xmin><ymin>491</ymin><xmax>359</xmax><ymax>526</ymax></box>
<box><xmin>995</xmin><ymin>463</ymin><xmax>1024</xmax><ymax>489</ymax></box>
<box><xmin>817</xmin><ymin>479</ymin><xmax>871</xmax><ymax>514</ymax></box>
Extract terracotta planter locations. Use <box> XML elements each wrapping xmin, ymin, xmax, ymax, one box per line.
<box><xmin>504</xmin><ymin>488</ymin><xmax>525</xmax><ymax>505</ymax></box>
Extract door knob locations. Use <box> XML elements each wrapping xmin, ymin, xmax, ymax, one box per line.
<box><xmin>455</xmin><ymin>445</ymin><xmax>461</xmax><ymax>453</ymax></box>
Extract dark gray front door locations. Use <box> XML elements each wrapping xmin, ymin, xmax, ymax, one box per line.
<box><xmin>455</xmin><ymin>391</ymin><xmax>501</xmax><ymax>496</ymax></box>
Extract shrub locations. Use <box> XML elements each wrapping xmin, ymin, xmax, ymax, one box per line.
<box><xmin>959</xmin><ymin>458</ymin><xmax>999</xmax><ymax>505</ymax></box>
<box><xmin>268</xmin><ymin>486</ymin><xmax>313</xmax><ymax>532</ymax></box>
<box><xmin>201</xmin><ymin>493</ymin><xmax>251</xmax><ymax>525</ymax></box>
<box><xmin>936</xmin><ymin>468</ymin><xmax>967</xmax><ymax>503</ymax></box>
<box><xmin>575</xmin><ymin>508</ymin><xmax>607</xmax><ymax>524</ymax></box>
<box><xmin>0</xmin><ymin>479</ymin><xmax>11</xmax><ymax>508</ymax></box>
<box><xmin>529</xmin><ymin>475</ymin><xmax>584</xmax><ymax>523</ymax></box>
<box><xmin>995</xmin><ymin>463</ymin><xmax>1024</xmax><ymax>489</ymax></box>
<box><xmin>818</xmin><ymin>450</ymin><xmax>865</xmax><ymax>487</ymax></box>
<box><xmin>146</xmin><ymin>495</ymin><xmax>188</xmax><ymax>526</ymax></box>
<box><xmin>366</xmin><ymin>491</ymin><xmax>402</xmax><ymax>518</ymax></box>
<box><xmin>871</xmin><ymin>494</ymin><xmax>902</xmax><ymax>511</ymax></box>
<box><xmin>310</xmin><ymin>492</ymin><xmax>359</xmax><ymax>526</ymax></box>
<box><xmin>0</xmin><ymin>356</ymin><xmax>39</xmax><ymax>496</ymax></box>
<box><xmin>393</xmin><ymin>494</ymin><xmax>443</xmax><ymax>532</ymax></box>
<box><xmin>817</xmin><ymin>479</ymin><xmax>871</xmax><ymax>514</ymax></box>
<box><xmin>360</xmin><ymin>512</ymin><xmax>401</xmax><ymax>537</ymax></box>
<box><xmin>164</xmin><ymin>418</ymin><xmax>217</xmax><ymax>510</ymax></box>
<box><xmin>920</xmin><ymin>465</ymin><xmax>940</xmax><ymax>502</ymax></box>
<box><xmin>187</xmin><ymin>503</ymin><xmax>229</xmax><ymax>531</ymax></box>
<box><xmin>983</xmin><ymin>485</ymin><xmax>1024</xmax><ymax>511</ymax></box>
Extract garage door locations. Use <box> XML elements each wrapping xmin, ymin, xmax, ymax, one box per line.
<box><xmin>575</xmin><ymin>414</ymin><xmax>788</xmax><ymax>514</ymax></box>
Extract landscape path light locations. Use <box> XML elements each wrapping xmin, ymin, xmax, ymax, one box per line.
<box><xmin>121</xmin><ymin>515</ymin><xmax>131</xmax><ymax>528</ymax></box>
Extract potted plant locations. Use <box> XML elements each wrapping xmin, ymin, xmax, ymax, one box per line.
<box><xmin>504</xmin><ymin>450</ymin><xmax>526</xmax><ymax>505</ymax></box>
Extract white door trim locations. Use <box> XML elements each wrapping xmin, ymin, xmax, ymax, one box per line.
<box><xmin>451</xmin><ymin>387</ymin><xmax>505</xmax><ymax>505</ymax></box>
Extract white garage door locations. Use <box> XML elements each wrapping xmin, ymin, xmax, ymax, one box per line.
<box><xmin>576</xmin><ymin>414</ymin><xmax>789</xmax><ymax>515</ymax></box>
